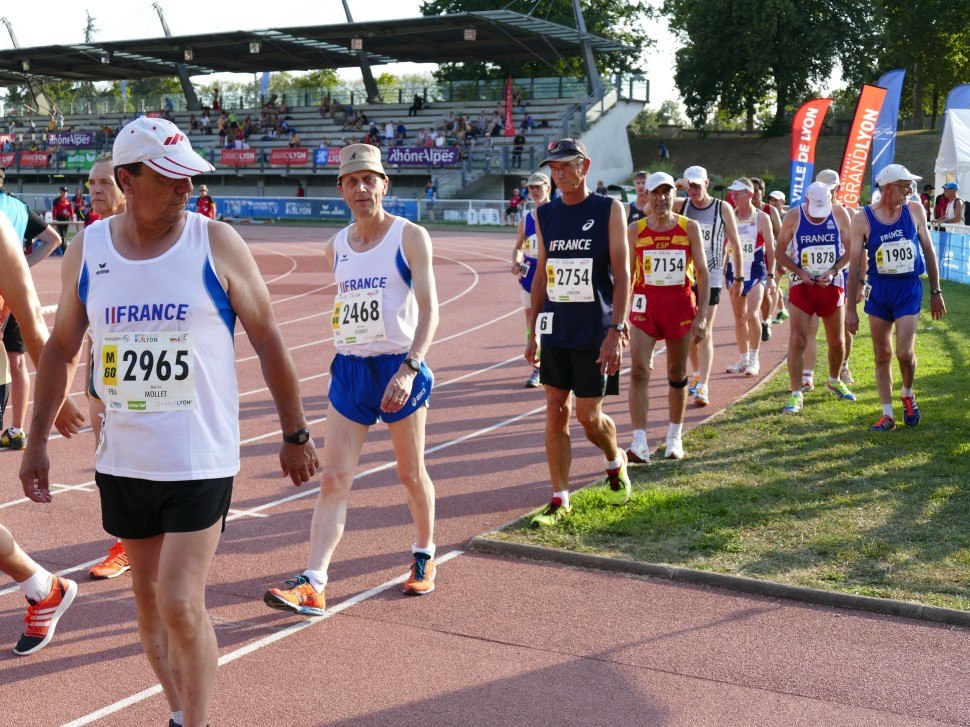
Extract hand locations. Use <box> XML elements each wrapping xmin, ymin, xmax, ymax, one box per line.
<box><xmin>54</xmin><ymin>396</ymin><xmax>85</xmax><ymax>438</ymax></box>
<box><xmin>525</xmin><ymin>334</ymin><xmax>539</xmax><ymax>367</ymax></box>
<box><xmin>766</xmin><ymin>277</ymin><xmax>777</xmax><ymax>295</ymax></box>
<box><xmin>731</xmin><ymin>279</ymin><xmax>743</xmax><ymax>298</ymax></box>
<box><xmin>845</xmin><ymin>307</ymin><xmax>859</xmax><ymax>335</ymax></box>
<box><xmin>596</xmin><ymin>329</ymin><xmax>623</xmax><ymax>375</ymax></box>
<box><xmin>19</xmin><ymin>445</ymin><xmax>52</xmax><ymax>504</ymax></box>
<box><xmin>799</xmin><ymin>269</ymin><xmax>816</xmax><ymax>286</ymax></box>
<box><xmin>511</xmin><ymin>262</ymin><xmax>522</xmax><ymax>276</ymax></box>
<box><xmin>815</xmin><ymin>270</ymin><xmax>834</xmax><ymax>287</ymax></box>
<box><xmin>381</xmin><ymin>367</ymin><xmax>416</xmax><ymax>413</ymax></box>
<box><xmin>691</xmin><ymin>317</ymin><xmax>708</xmax><ymax>343</ymax></box>
<box><xmin>280</xmin><ymin>439</ymin><xmax>320</xmax><ymax>487</ymax></box>
<box><xmin>930</xmin><ymin>292</ymin><xmax>946</xmax><ymax>320</ymax></box>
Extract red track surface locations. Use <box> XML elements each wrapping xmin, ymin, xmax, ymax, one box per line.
<box><xmin>1</xmin><ymin>226</ymin><xmax>966</xmax><ymax>726</ymax></box>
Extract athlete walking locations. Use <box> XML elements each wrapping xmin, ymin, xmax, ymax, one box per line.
<box><xmin>264</xmin><ymin>143</ymin><xmax>440</xmax><ymax>614</ymax></box>
<box><xmin>845</xmin><ymin>164</ymin><xmax>946</xmax><ymax>430</ymax></box>
<box><xmin>21</xmin><ymin>118</ymin><xmax>317</xmax><ymax>727</ymax></box>
<box><xmin>626</xmin><ymin>172</ymin><xmax>709</xmax><ymax>462</ymax></box>
<box><xmin>524</xmin><ymin>138</ymin><xmax>632</xmax><ymax>526</ymax></box>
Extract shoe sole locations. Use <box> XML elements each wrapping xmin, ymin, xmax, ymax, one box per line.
<box><xmin>695</xmin><ymin>399</ymin><xmax>709</xmax><ymax>407</ymax></box>
<box><xmin>525</xmin><ymin>382</ymin><xmax>539</xmax><ymax>388</ymax></box>
<box><xmin>403</xmin><ymin>582</ymin><xmax>435</xmax><ymax>596</ymax></box>
<box><xmin>89</xmin><ymin>564</ymin><xmax>130</xmax><ymax>580</ymax></box>
<box><xmin>626</xmin><ymin>448</ymin><xmax>650</xmax><ymax>465</ymax></box>
<box><xmin>262</xmin><ymin>591</ymin><xmax>325</xmax><ymax>617</ymax></box>
<box><xmin>13</xmin><ymin>579</ymin><xmax>78</xmax><ymax>656</ymax></box>
<box><xmin>665</xmin><ymin>451</ymin><xmax>684</xmax><ymax>460</ymax></box>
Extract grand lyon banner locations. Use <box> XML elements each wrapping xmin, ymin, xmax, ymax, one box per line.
<box><xmin>836</xmin><ymin>84</ymin><xmax>887</xmax><ymax>209</ymax></box>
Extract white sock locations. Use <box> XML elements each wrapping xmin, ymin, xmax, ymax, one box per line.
<box><xmin>18</xmin><ymin>568</ymin><xmax>53</xmax><ymax>603</ymax></box>
<box><xmin>791</xmin><ymin>390</ymin><xmax>804</xmax><ymax>398</ymax></box>
<box><xmin>631</xmin><ymin>428</ymin><xmax>647</xmax><ymax>444</ymax></box>
<box><xmin>412</xmin><ymin>543</ymin><xmax>436</xmax><ymax>560</ymax></box>
<box><xmin>302</xmin><ymin>569</ymin><xmax>327</xmax><ymax>593</ymax></box>
<box><xmin>667</xmin><ymin>422</ymin><xmax>683</xmax><ymax>439</ymax></box>
<box><xmin>692</xmin><ymin>371</ymin><xmax>700</xmax><ymax>379</ymax></box>
<box><xmin>749</xmin><ymin>350</ymin><xmax>759</xmax><ymax>361</ymax></box>
<box><xmin>553</xmin><ymin>490</ymin><xmax>570</xmax><ymax>508</ymax></box>
<box><xmin>8</xmin><ymin>427</ymin><xmax>22</xmax><ymax>435</ymax></box>
<box><xmin>882</xmin><ymin>403</ymin><xmax>894</xmax><ymax>417</ymax></box>
<box><xmin>605</xmin><ymin>456</ymin><xmax>622</xmax><ymax>469</ymax></box>
<box><xmin>170</xmin><ymin>712</ymin><xmax>183</xmax><ymax>726</ymax></box>
<box><xmin>901</xmin><ymin>387</ymin><xmax>913</xmax><ymax>398</ymax></box>
<box><xmin>827</xmin><ymin>376</ymin><xmax>840</xmax><ymax>387</ymax></box>
<box><xmin>803</xmin><ymin>369</ymin><xmax>814</xmax><ymax>378</ymax></box>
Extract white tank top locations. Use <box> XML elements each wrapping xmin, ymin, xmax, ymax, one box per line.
<box><xmin>80</xmin><ymin>213</ymin><xmax>240</xmax><ymax>480</ymax></box>
<box><xmin>331</xmin><ymin>216</ymin><xmax>417</xmax><ymax>356</ymax></box>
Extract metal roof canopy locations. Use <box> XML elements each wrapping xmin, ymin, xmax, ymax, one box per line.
<box><xmin>0</xmin><ymin>11</ymin><xmax>630</xmax><ymax>86</ymax></box>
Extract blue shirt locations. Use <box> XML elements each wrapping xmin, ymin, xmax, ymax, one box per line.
<box><xmin>863</xmin><ymin>203</ymin><xmax>925</xmax><ymax>280</ymax></box>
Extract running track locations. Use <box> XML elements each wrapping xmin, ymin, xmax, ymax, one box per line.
<box><xmin>1</xmin><ymin>226</ymin><xmax>966</xmax><ymax>727</ymax></box>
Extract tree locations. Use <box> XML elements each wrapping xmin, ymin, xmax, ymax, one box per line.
<box><xmin>664</xmin><ymin>0</ymin><xmax>872</xmax><ymax>134</ymax></box>
<box><xmin>419</xmin><ymin>0</ymin><xmax>652</xmax><ymax>82</ymax></box>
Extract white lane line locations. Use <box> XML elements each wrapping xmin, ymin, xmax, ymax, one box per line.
<box><xmin>59</xmin><ymin>550</ymin><xmax>465</xmax><ymax>727</ymax></box>
<box><xmin>0</xmin><ymin>480</ymin><xmax>96</xmax><ymax>511</ymax></box>
<box><xmin>227</xmin><ymin>508</ymin><xmax>269</xmax><ymax>519</ymax></box>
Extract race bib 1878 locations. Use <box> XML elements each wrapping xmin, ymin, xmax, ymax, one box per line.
<box><xmin>101</xmin><ymin>332</ymin><xmax>195</xmax><ymax>412</ymax></box>
<box><xmin>800</xmin><ymin>247</ymin><xmax>836</xmax><ymax>276</ymax></box>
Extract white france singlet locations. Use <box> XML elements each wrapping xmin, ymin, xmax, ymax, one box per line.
<box><xmin>331</xmin><ymin>216</ymin><xmax>417</xmax><ymax>356</ymax></box>
<box><xmin>80</xmin><ymin>213</ymin><xmax>240</xmax><ymax>480</ymax></box>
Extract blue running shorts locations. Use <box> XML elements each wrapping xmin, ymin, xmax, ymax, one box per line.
<box><xmin>864</xmin><ymin>277</ymin><xmax>922</xmax><ymax>322</ymax></box>
<box><xmin>329</xmin><ymin>352</ymin><xmax>433</xmax><ymax>426</ymax></box>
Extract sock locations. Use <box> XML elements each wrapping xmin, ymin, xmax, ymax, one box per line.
<box><xmin>791</xmin><ymin>390</ymin><xmax>804</xmax><ymax>398</ymax></box>
<box><xmin>901</xmin><ymin>387</ymin><xmax>913</xmax><ymax>398</ymax></box>
<box><xmin>553</xmin><ymin>490</ymin><xmax>570</xmax><ymax>509</ymax></box>
<box><xmin>692</xmin><ymin>371</ymin><xmax>700</xmax><ymax>379</ymax></box>
<box><xmin>632</xmin><ymin>428</ymin><xmax>647</xmax><ymax>444</ymax></box>
<box><xmin>605</xmin><ymin>456</ymin><xmax>622</xmax><ymax>470</ymax></box>
<box><xmin>301</xmin><ymin>569</ymin><xmax>327</xmax><ymax>593</ymax></box>
<box><xmin>882</xmin><ymin>403</ymin><xmax>894</xmax><ymax>417</ymax></box>
<box><xmin>7</xmin><ymin>427</ymin><xmax>22</xmax><ymax>435</ymax></box>
<box><xmin>667</xmin><ymin>422</ymin><xmax>683</xmax><ymax>439</ymax></box>
<box><xmin>18</xmin><ymin>568</ymin><xmax>53</xmax><ymax>603</ymax></box>
<box><xmin>412</xmin><ymin>543</ymin><xmax>436</xmax><ymax>560</ymax></box>
<box><xmin>827</xmin><ymin>376</ymin><xmax>840</xmax><ymax>387</ymax></box>
<box><xmin>802</xmin><ymin>369</ymin><xmax>814</xmax><ymax>379</ymax></box>
<box><xmin>170</xmin><ymin>712</ymin><xmax>183</xmax><ymax>726</ymax></box>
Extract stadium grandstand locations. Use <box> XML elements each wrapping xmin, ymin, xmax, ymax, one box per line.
<box><xmin>0</xmin><ymin>10</ymin><xmax>648</xmax><ymax>224</ymax></box>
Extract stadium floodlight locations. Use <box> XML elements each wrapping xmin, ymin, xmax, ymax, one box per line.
<box><xmin>184</xmin><ymin>48</ymin><xmax>193</xmax><ymax>61</ymax></box>
<box><xmin>350</xmin><ymin>37</ymin><xmax>363</xmax><ymax>51</ymax></box>
<box><xmin>464</xmin><ymin>28</ymin><xmax>476</xmax><ymax>41</ymax></box>
<box><xmin>100</xmin><ymin>52</ymin><xmax>110</xmax><ymax>64</ymax></box>
<box><xmin>249</xmin><ymin>41</ymin><xmax>261</xmax><ymax>54</ymax></box>
<box><xmin>20</xmin><ymin>59</ymin><xmax>29</xmax><ymax>71</ymax></box>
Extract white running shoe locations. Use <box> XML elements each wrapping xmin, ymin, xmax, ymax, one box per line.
<box><xmin>726</xmin><ymin>353</ymin><xmax>748</xmax><ymax>373</ymax></box>
<box><xmin>626</xmin><ymin>437</ymin><xmax>650</xmax><ymax>465</ymax></box>
<box><xmin>744</xmin><ymin>356</ymin><xmax>760</xmax><ymax>376</ymax></box>
<box><xmin>665</xmin><ymin>433</ymin><xmax>685</xmax><ymax>460</ymax></box>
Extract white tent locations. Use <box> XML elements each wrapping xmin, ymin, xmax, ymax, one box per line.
<box><xmin>935</xmin><ymin>109</ymin><xmax>970</xmax><ymax>198</ymax></box>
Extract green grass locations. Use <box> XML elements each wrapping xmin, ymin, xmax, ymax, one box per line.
<box><xmin>497</xmin><ymin>283</ymin><xmax>970</xmax><ymax>611</ymax></box>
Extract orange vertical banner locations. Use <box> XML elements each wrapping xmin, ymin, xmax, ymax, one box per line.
<box><xmin>836</xmin><ymin>84</ymin><xmax>888</xmax><ymax>209</ymax></box>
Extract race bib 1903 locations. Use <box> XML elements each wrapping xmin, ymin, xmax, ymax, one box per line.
<box><xmin>875</xmin><ymin>240</ymin><xmax>916</xmax><ymax>275</ymax></box>
<box><xmin>101</xmin><ymin>332</ymin><xmax>195</xmax><ymax>412</ymax></box>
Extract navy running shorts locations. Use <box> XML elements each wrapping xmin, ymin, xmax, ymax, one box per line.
<box><xmin>329</xmin><ymin>352</ymin><xmax>433</xmax><ymax>426</ymax></box>
<box><xmin>864</xmin><ymin>276</ymin><xmax>922</xmax><ymax>322</ymax></box>
<box><xmin>540</xmin><ymin>341</ymin><xmax>619</xmax><ymax>398</ymax></box>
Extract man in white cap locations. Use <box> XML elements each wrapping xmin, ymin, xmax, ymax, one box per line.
<box><xmin>802</xmin><ymin>169</ymin><xmax>857</xmax><ymax>390</ymax></box>
<box><xmin>264</xmin><ymin>143</ymin><xmax>441</xmax><ymax>613</ymax></box>
<box><xmin>510</xmin><ymin>171</ymin><xmax>552</xmax><ymax>387</ymax></box>
<box><xmin>749</xmin><ymin>177</ymin><xmax>781</xmax><ymax>343</ymax></box>
<box><xmin>932</xmin><ymin>182</ymin><xmax>964</xmax><ymax>225</ymax></box>
<box><xmin>626</xmin><ymin>172</ymin><xmax>709</xmax><ymax>462</ymax></box>
<box><xmin>524</xmin><ymin>138</ymin><xmax>632</xmax><ymax>526</ymax></box>
<box><xmin>723</xmin><ymin>178</ymin><xmax>775</xmax><ymax>377</ymax></box>
<box><xmin>21</xmin><ymin>117</ymin><xmax>319</xmax><ymax>727</ymax></box>
<box><xmin>675</xmin><ymin>165</ymin><xmax>741</xmax><ymax>407</ymax></box>
<box><xmin>774</xmin><ymin>180</ymin><xmax>856</xmax><ymax>414</ymax></box>
<box><xmin>846</xmin><ymin>163</ymin><xmax>946</xmax><ymax>431</ymax></box>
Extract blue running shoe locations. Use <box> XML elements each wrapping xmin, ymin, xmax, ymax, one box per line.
<box><xmin>901</xmin><ymin>395</ymin><xmax>920</xmax><ymax>426</ymax></box>
<box><xmin>826</xmin><ymin>380</ymin><xmax>856</xmax><ymax>401</ymax></box>
<box><xmin>868</xmin><ymin>415</ymin><xmax>896</xmax><ymax>432</ymax></box>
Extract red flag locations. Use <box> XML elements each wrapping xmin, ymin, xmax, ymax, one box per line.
<box><xmin>504</xmin><ymin>76</ymin><xmax>514</xmax><ymax>137</ymax></box>
<box><xmin>788</xmin><ymin>98</ymin><xmax>833</xmax><ymax>205</ymax></box>
<box><xmin>836</xmin><ymin>84</ymin><xmax>888</xmax><ymax>209</ymax></box>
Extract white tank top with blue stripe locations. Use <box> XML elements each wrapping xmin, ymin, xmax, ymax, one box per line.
<box><xmin>80</xmin><ymin>213</ymin><xmax>240</xmax><ymax>480</ymax></box>
<box><xmin>332</xmin><ymin>216</ymin><xmax>417</xmax><ymax>357</ymax></box>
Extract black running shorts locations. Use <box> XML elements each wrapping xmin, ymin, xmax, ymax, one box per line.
<box><xmin>95</xmin><ymin>472</ymin><xmax>233</xmax><ymax>540</ymax></box>
<box><xmin>540</xmin><ymin>341</ymin><xmax>619</xmax><ymax>398</ymax></box>
<box><xmin>2</xmin><ymin>315</ymin><xmax>25</xmax><ymax>354</ymax></box>
<box><xmin>691</xmin><ymin>285</ymin><xmax>721</xmax><ymax>307</ymax></box>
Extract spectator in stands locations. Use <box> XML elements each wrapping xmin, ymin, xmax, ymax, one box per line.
<box><xmin>505</xmin><ymin>188</ymin><xmax>523</xmax><ymax>225</ymax></box>
<box><xmin>511</xmin><ymin>85</ymin><xmax>523</xmax><ymax>110</ymax></box>
<box><xmin>369</xmin><ymin>121</ymin><xmax>380</xmax><ymax>139</ymax></box>
<box><xmin>595</xmin><ymin>180</ymin><xmax>608</xmax><ymax>196</ymax></box>
<box><xmin>434</xmin><ymin>131</ymin><xmax>446</xmax><ymax>147</ymax></box>
<box><xmin>296</xmin><ymin>181</ymin><xmax>305</xmax><ymax>198</ymax></box>
<box><xmin>342</xmin><ymin>109</ymin><xmax>358</xmax><ymax>131</ymax></box>
<box><xmin>279</xmin><ymin>97</ymin><xmax>289</xmax><ymax>115</ymax></box>
<box><xmin>318</xmin><ymin>99</ymin><xmax>330</xmax><ymax>118</ymax></box>
<box><xmin>200</xmin><ymin>110</ymin><xmax>210</xmax><ymax>135</ymax></box>
<box><xmin>188</xmin><ymin>113</ymin><xmax>198</xmax><ymax>133</ymax></box>
<box><xmin>394</xmin><ymin>121</ymin><xmax>407</xmax><ymax>145</ymax></box>
<box><xmin>439</xmin><ymin>110</ymin><xmax>455</xmax><ymax>133</ymax></box>
<box><xmin>196</xmin><ymin>185</ymin><xmax>216</xmax><ymax>219</ymax></box>
<box><xmin>408</xmin><ymin>93</ymin><xmax>425</xmax><ymax>117</ymax></box>
<box><xmin>289</xmin><ymin>131</ymin><xmax>302</xmax><ymax>148</ymax></box>
<box><xmin>227</xmin><ymin>109</ymin><xmax>238</xmax><ymax>128</ymax></box>
<box><xmin>51</xmin><ymin>186</ymin><xmax>73</xmax><ymax>255</ymax></box>
<box><xmin>486</xmin><ymin>112</ymin><xmax>501</xmax><ymax>136</ymax></box>
<box><xmin>211</xmin><ymin>87</ymin><xmax>222</xmax><ymax>111</ymax></box>
<box><xmin>512</xmin><ymin>132</ymin><xmax>526</xmax><ymax>168</ymax></box>
<box><xmin>416</xmin><ymin>127</ymin><xmax>427</xmax><ymax>145</ymax></box>
<box><xmin>267</xmin><ymin>94</ymin><xmax>278</xmax><ymax>109</ymax></box>
<box><xmin>217</xmin><ymin>112</ymin><xmax>228</xmax><ymax>139</ymax></box>
<box><xmin>520</xmin><ymin>113</ymin><xmax>535</xmax><ymax>134</ymax></box>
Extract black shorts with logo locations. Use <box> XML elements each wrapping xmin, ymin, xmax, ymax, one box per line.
<box><xmin>95</xmin><ymin>472</ymin><xmax>233</xmax><ymax>540</ymax></box>
<box><xmin>2</xmin><ymin>314</ymin><xmax>25</xmax><ymax>354</ymax></box>
<box><xmin>540</xmin><ymin>341</ymin><xmax>619</xmax><ymax>398</ymax></box>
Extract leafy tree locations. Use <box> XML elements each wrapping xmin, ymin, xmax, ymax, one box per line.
<box><xmin>664</xmin><ymin>0</ymin><xmax>871</xmax><ymax>134</ymax></box>
<box><xmin>629</xmin><ymin>100</ymin><xmax>687</xmax><ymax>135</ymax></box>
<box><xmin>419</xmin><ymin>0</ymin><xmax>652</xmax><ymax>82</ymax></box>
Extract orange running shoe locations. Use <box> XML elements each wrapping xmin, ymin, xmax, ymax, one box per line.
<box><xmin>263</xmin><ymin>576</ymin><xmax>326</xmax><ymax>616</ymax></box>
<box><xmin>89</xmin><ymin>541</ymin><xmax>130</xmax><ymax>580</ymax></box>
<box><xmin>13</xmin><ymin>576</ymin><xmax>78</xmax><ymax>656</ymax></box>
<box><xmin>403</xmin><ymin>553</ymin><xmax>436</xmax><ymax>596</ymax></box>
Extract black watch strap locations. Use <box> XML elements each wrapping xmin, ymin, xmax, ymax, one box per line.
<box><xmin>282</xmin><ymin>428</ymin><xmax>310</xmax><ymax>445</ymax></box>
<box><xmin>404</xmin><ymin>357</ymin><xmax>421</xmax><ymax>372</ymax></box>
<box><xmin>930</xmin><ymin>287</ymin><xmax>943</xmax><ymax>295</ymax></box>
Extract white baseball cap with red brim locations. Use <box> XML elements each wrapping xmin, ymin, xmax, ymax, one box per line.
<box><xmin>113</xmin><ymin>117</ymin><xmax>215</xmax><ymax>178</ymax></box>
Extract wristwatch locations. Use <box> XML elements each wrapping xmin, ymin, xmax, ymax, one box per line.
<box><xmin>404</xmin><ymin>357</ymin><xmax>422</xmax><ymax>373</ymax></box>
<box><xmin>930</xmin><ymin>287</ymin><xmax>943</xmax><ymax>296</ymax></box>
<box><xmin>282</xmin><ymin>428</ymin><xmax>310</xmax><ymax>445</ymax></box>
<box><xmin>609</xmin><ymin>322</ymin><xmax>627</xmax><ymax>333</ymax></box>
<box><xmin>767</xmin><ymin>273</ymin><xmax>775</xmax><ymax>279</ymax></box>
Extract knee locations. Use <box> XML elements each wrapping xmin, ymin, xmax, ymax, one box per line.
<box><xmin>319</xmin><ymin>465</ymin><xmax>353</xmax><ymax>498</ymax></box>
<box><xmin>789</xmin><ymin>332</ymin><xmax>807</xmax><ymax>351</ymax></box>
<box><xmin>897</xmin><ymin>348</ymin><xmax>916</xmax><ymax>366</ymax></box>
<box><xmin>156</xmin><ymin>593</ymin><xmax>206</xmax><ymax>636</ymax></box>
<box><xmin>397</xmin><ymin>464</ymin><xmax>429</xmax><ymax>491</ymax></box>
<box><xmin>575</xmin><ymin>406</ymin><xmax>601</xmax><ymax>431</ymax></box>
<box><xmin>630</xmin><ymin>361</ymin><xmax>651</xmax><ymax>385</ymax></box>
<box><xmin>667</xmin><ymin>362</ymin><xmax>688</xmax><ymax>381</ymax></box>
<box><xmin>873</xmin><ymin>344</ymin><xmax>893</xmax><ymax>366</ymax></box>
<box><xmin>0</xmin><ymin>524</ymin><xmax>13</xmax><ymax>557</ymax></box>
